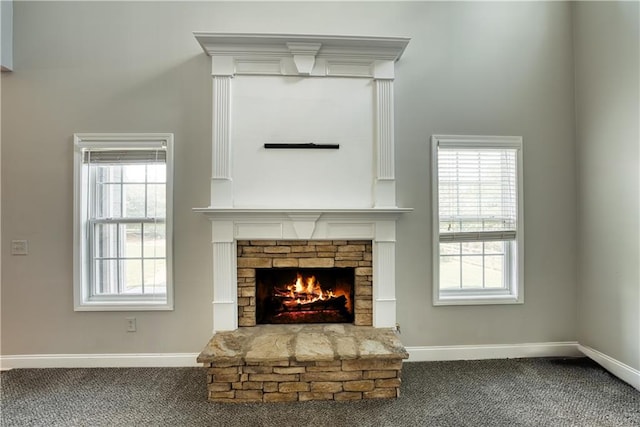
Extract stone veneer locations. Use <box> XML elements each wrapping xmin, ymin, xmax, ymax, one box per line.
<box><xmin>198</xmin><ymin>324</ymin><xmax>408</xmax><ymax>403</ymax></box>
<box><xmin>236</xmin><ymin>240</ymin><xmax>373</xmax><ymax>327</ymax></box>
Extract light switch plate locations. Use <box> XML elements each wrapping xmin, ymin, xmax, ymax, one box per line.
<box><xmin>11</xmin><ymin>240</ymin><xmax>28</xmax><ymax>255</ymax></box>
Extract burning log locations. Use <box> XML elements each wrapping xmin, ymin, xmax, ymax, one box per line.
<box><xmin>273</xmin><ymin>288</ymin><xmax>292</xmax><ymax>298</ymax></box>
<box><xmin>278</xmin><ymin>295</ymin><xmax>347</xmax><ymax>312</ymax></box>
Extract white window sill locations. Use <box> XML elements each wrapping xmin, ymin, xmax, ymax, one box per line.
<box><xmin>434</xmin><ymin>293</ymin><xmax>523</xmax><ymax>306</ymax></box>
<box><xmin>74</xmin><ymin>299</ymin><xmax>173</xmax><ymax>312</ymax></box>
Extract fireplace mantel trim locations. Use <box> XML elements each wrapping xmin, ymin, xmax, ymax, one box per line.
<box><xmin>200</xmin><ymin>208</ymin><xmax>407</xmax><ymax>332</ymax></box>
<box><xmin>194</xmin><ymin>32</ymin><xmax>410</xmax><ymax>78</ymax></box>
<box><xmin>194</xmin><ymin>207</ymin><xmax>412</xmax><ymax>218</ymax></box>
<box><xmin>194</xmin><ymin>207</ymin><xmax>411</xmax><ymax>241</ymax></box>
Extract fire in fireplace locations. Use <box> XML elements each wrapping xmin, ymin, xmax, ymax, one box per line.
<box><xmin>255</xmin><ymin>268</ymin><xmax>354</xmax><ymax>324</ymax></box>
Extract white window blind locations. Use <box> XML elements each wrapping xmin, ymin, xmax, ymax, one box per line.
<box><xmin>82</xmin><ymin>149</ymin><xmax>166</xmax><ymax>164</ymax></box>
<box><xmin>438</xmin><ymin>148</ymin><xmax>518</xmax><ymax>243</ymax></box>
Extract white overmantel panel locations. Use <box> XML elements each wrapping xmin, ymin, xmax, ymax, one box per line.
<box><xmin>231</xmin><ymin>76</ymin><xmax>374</xmax><ymax>208</ymax></box>
<box><xmin>194</xmin><ymin>32</ymin><xmax>410</xmax><ymax>210</ymax></box>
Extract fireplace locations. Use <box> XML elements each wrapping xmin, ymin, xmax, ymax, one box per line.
<box><xmin>256</xmin><ymin>267</ymin><xmax>355</xmax><ymax>324</ymax></box>
<box><xmin>194</xmin><ymin>33</ymin><xmax>412</xmax><ymax>403</ymax></box>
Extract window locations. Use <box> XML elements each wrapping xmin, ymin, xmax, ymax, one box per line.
<box><xmin>74</xmin><ymin>133</ymin><xmax>173</xmax><ymax>311</ymax></box>
<box><xmin>432</xmin><ymin>135</ymin><xmax>523</xmax><ymax>305</ymax></box>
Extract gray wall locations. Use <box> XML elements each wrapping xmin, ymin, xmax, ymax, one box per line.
<box><xmin>1</xmin><ymin>1</ymin><xmax>577</xmax><ymax>355</ymax></box>
<box><xmin>0</xmin><ymin>0</ymin><xmax>12</xmax><ymax>71</ymax></box>
<box><xmin>574</xmin><ymin>2</ymin><xmax>640</xmax><ymax>370</ymax></box>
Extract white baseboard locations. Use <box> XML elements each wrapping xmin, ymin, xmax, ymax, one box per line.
<box><xmin>405</xmin><ymin>341</ymin><xmax>581</xmax><ymax>362</ymax></box>
<box><xmin>3</xmin><ymin>343</ymin><xmax>637</xmax><ymax>392</ymax></box>
<box><xmin>578</xmin><ymin>344</ymin><xmax>640</xmax><ymax>391</ymax></box>
<box><xmin>0</xmin><ymin>353</ymin><xmax>201</xmax><ymax>370</ymax></box>
<box><xmin>2</xmin><ymin>343</ymin><xmax>580</xmax><ymax>370</ymax></box>
<box><xmin>1</xmin><ymin>343</ymin><xmax>579</xmax><ymax>370</ymax></box>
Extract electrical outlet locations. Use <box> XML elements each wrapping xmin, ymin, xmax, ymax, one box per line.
<box><xmin>126</xmin><ymin>317</ymin><xmax>137</xmax><ymax>332</ymax></box>
<box><xmin>11</xmin><ymin>240</ymin><xmax>28</xmax><ymax>255</ymax></box>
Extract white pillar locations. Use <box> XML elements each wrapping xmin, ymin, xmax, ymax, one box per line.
<box><xmin>373</xmin><ymin>220</ymin><xmax>397</xmax><ymax>328</ymax></box>
<box><xmin>374</xmin><ymin>78</ymin><xmax>396</xmax><ymax>207</ymax></box>
<box><xmin>211</xmin><ymin>221</ymin><xmax>237</xmax><ymax>332</ymax></box>
<box><xmin>210</xmin><ymin>75</ymin><xmax>233</xmax><ymax>208</ymax></box>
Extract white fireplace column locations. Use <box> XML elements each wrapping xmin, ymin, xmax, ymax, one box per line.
<box><xmin>210</xmin><ymin>220</ymin><xmax>237</xmax><ymax>332</ymax></box>
<box><xmin>193</xmin><ymin>33</ymin><xmax>411</xmax><ymax>332</ymax></box>
<box><xmin>373</xmin><ymin>220</ymin><xmax>398</xmax><ymax>328</ymax></box>
<box><xmin>374</xmin><ymin>69</ymin><xmax>397</xmax><ymax>208</ymax></box>
<box><xmin>210</xmin><ymin>73</ymin><xmax>233</xmax><ymax>208</ymax></box>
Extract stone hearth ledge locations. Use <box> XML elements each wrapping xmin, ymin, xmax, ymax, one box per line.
<box><xmin>197</xmin><ymin>325</ymin><xmax>409</xmax><ymax>402</ymax></box>
<box><xmin>197</xmin><ymin>324</ymin><xmax>408</xmax><ymax>365</ymax></box>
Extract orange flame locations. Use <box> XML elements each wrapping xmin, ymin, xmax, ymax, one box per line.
<box><xmin>282</xmin><ymin>272</ymin><xmax>351</xmax><ymax>311</ymax></box>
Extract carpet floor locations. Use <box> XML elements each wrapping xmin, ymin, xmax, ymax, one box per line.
<box><xmin>1</xmin><ymin>357</ymin><xmax>638</xmax><ymax>426</ymax></box>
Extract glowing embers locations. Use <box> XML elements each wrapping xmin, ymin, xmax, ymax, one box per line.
<box><xmin>256</xmin><ymin>268</ymin><xmax>355</xmax><ymax>324</ymax></box>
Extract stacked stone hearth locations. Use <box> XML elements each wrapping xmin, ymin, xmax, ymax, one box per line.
<box><xmin>197</xmin><ymin>324</ymin><xmax>408</xmax><ymax>403</ymax></box>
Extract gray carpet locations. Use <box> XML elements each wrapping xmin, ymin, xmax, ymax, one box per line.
<box><xmin>1</xmin><ymin>358</ymin><xmax>638</xmax><ymax>427</ymax></box>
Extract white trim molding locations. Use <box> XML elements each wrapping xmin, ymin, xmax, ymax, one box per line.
<box><xmin>578</xmin><ymin>345</ymin><xmax>640</xmax><ymax>391</ymax></box>
<box><xmin>195</xmin><ymin>208</ymin><xmax>411</xmax><ymax>333</ymax></box>
<box><xmin>0</xmin><ymin>341</ymin><xmax>580</xmax><ymax>375</ymax></box>
<box><xmin>0</xmin><ymin>353</ymin><xmax>200</xmax><ymax>370</ymax></box>
<box><xmin>193</xmin><ymin>33</ymin><xmax>410</xmax><ymax>78</ymax></box>
<box><xmin>1</xmin><ymin>343</ymin><xmax>580</xmax><ymax>370</ymax></box>
<box><xmin>210</xmin><ymin>76</ymin><xmax>232</xmax><ymax>207</ymax></box>
<box><xmin>2</xmin><ymin>345</ymin><xmax>636</xmax><ymax>391</ymax></box>
<box><xmin>406</xmin><ymin>342</ymin><xmax>581</xmax><ymax>362</ymax></box>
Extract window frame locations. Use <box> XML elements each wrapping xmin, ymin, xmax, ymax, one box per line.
<box><xmin>431</xmin><ymin>135</ymin><xmax>524</xmax><ymax>306</ymax></box>
<box><xmin>73</xmin><ymin>133</ymin><xmax>174</xmax><ymax>311</ymax></box>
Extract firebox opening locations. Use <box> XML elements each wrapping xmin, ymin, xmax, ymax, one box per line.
<box><xmin>256</xmin><ymin>268</ymin><xmax>355</xmax><ymax>324</ymax></box>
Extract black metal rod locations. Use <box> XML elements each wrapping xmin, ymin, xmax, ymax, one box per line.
<box><xmin>264</xmin><ymin>143</ymin><xmax>339</xmax><ymax>149</ymax></box>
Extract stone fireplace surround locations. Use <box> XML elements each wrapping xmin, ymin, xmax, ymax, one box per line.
<box><xmin>236</xmin><ymin>239</ymin><xmax>373</xmax><ymax>327</ymax></box>
<box><xmin>193</xmin><ymin>209</ymin><xmax>410</xmax><ymax>332</ymax></box>
<box><xmin>193</xmin><ymin>33</ymin><xmax>412</xmax><ymax>402</ymax></box>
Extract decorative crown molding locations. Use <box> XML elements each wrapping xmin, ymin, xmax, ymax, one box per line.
<box><xmin>193</xmin><ymin>32</ymin><xmax>410</xmax><ymax>78</ymax></box>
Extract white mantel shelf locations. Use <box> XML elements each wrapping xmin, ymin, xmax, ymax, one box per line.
<box><xmin>194</xmin><ymin>207</ymin><xmax>412</xmax><ymax>242</ymax></box>
<box><xmin>194</xmin><ymin>207</ymin><xmax>412</xmax><ymax>217</ymax></box>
